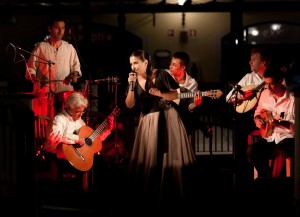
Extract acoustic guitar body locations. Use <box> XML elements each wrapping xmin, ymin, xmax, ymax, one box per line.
<box><xmin>235</xmin><ymin>85</ymin><xmax>260</xmax><ymax>113</ymax></box>
<box><xmin>56</xmin><ymin>106</ymin><xmax>118</xmax><ymax>172</ymax></box>
<box><xmin>57</xmin><ymin>126</ymin><xmax>103</xmax><ymax>172</ymax></box>
<box><xmin>260</xmin><ymin>110</ymin><xmax>274</xmax><ymax>138</ymax></box>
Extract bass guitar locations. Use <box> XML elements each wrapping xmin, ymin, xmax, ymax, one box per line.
<box><xmin>173</xmin><ymin>89</ymin><xmax>223</xmax><ymax>105</ymax></box>
<box><xmin>235</xmin><ymin>81</ymin><xmax>265</xmax><ymax>113</ymax></box>
<box><xmin>56</xmin><ymin>106</ymin><xmax>120</xmax><ymax>172</ymax></box>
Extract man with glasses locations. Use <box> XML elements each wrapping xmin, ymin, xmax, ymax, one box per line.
<box><xmin>45</xmin><ymin>92</ymin><xmax>114</xmax><ymax>181</ymax></box>
<box><xmin>247</xmin><ymin>64</ymin><xmax>295</xmax><ymax>178</ymax></box>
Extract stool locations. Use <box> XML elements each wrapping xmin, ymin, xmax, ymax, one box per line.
<box><xmin>272</xmin><ymin>157</ymin><xmax>292</xmax><ymax>177</ymax></box>
<box><xmin>247</xmin><ymin>129</ymin><xmax>261</xmax><ymax>179</ymax></box>
<box><xmin>247</xmin><ymin>129</ymin><xmax>292</xmax><ymax>179</ymax></box>
<box><xmin>254</xmin><ymin>157</ymin><xmax>292</xmax><ymax>179</ymax></box>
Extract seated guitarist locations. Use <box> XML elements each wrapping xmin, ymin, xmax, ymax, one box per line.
<box><xmin>225</xmin><ymin>47</ymin><xmax>271</xmax><ymax>191</ymax></box>
<box><xmin>226</xmin><ymin>47</ymin><xmax>271</xmax><ymax>108</ymax></box>
<box><xmin>246</xmin><ymin>64</ymin><xmax>295</xmax><ymax>178</ymax></box>
<box><xmin>168</xmin><ymin>51</ymin><xmax>212</xmax><ymax>138</ymax></box>
<box><xmin>45</xmin><ymin>92</ymin><xmax>114</xmax><ymax>179</ymax></box>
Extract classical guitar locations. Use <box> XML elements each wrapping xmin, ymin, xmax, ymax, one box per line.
<box><xmin>173</xmin><ymin>89</ymin><xmax>223</xmax><ymax>105</ymax></box>
<box><xmin>259</xmin><ymin>110</ymin><xmax>284</xmax><ymax>138</ymax></box>
<box><xmin>56</xmin><ymin>106</ymin><xmax>120</xmax><ymax>172</ymax></box>
<box><xmin>259</xmin><ymin>110</ymin><xmax>274</xmax><ymax>138</ymax></box>
<box><xmin>235</xmin><ymin>81</ymin><xmax>266</xmax><ymax>113</ymax></box>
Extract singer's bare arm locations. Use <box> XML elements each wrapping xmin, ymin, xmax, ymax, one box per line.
<box><xmin>148</xmin><ymin>88</ymin><xmax>178</xmax><ymax>100</ymax></box>
<box><xmin>125</xmin><ymin>90</ymin><xmax>136</xmax><ymax>108</ymax></box>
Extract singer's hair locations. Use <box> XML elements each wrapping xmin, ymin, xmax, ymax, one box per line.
<box><xmin>65</xmin><ymin>92</ymin><xmax>88</xmax><ymax>110</ymax></box>
<box><xmin>130</xmin><ymin>50</ymin><xmax>153</xmax><ymax>90</ymax></box>
<box><xmin>172</xmin><ymin>51</ymin><xmax>190</xmax><ymax>67</ymax></box>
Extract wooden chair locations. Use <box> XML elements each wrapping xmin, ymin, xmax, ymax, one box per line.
<box><xmin>34</xmin><ymin>115</ymin><xmax>57</xmax><ymax>180</ymax></box>
<box><xmin>247</xmin><ymin>129</ymin><xmax>292</xmax><ymax>179</ymax></box>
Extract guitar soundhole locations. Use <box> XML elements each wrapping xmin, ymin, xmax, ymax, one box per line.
<box><xmin>85</xmin><ymin>138</ymin><xmax>92</xmax><ymax>146</ymax></box>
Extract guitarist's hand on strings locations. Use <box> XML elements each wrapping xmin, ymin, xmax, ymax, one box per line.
<box><xmin>229</xmin><ymin>90</ymin><xmax>253</xmax><ymax>106</ymax></box>
<box><xmin>106</xmin><ymin>114</ymin><xmax>115</xmax><ymax>131</ymax></box>
<box><xmin>243</xmin><ymin>90</ymin><xmax>255</xmax><ymax>100</ymax></box>
<box><xmin>194</xmin><ymin>90</ymin><xmax>202</xmax><ymax>106</ymax></box>
<box><xmin>76</xmin><ymin>137</ymin><xmax>86</xmax><ymax>146</ymax></box>
<box><xmin>254</xmin><ymin>115</ymin><xmax>265</xmax><ymax>129</ymax></box>
<box><xmin>49</xmin><ymin>131</ymin><xmax>85</xmax><ymax>146</ymax></box>
<box><xmin>188</xmin><ymin>91</ymin><xmax>202</xmax><ymax>111</ymax></box>
<box><xmin>98</xmin><ymin>114</ymin><xmax>115</xmax><ymax>141</ymax></box>
<box><xmin>254</xmin><ymin>109</ymin><xmax>276</xmax><ymax>129</ymax></box>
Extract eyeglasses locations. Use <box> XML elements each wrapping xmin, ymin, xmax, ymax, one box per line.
<box><xmin>74</xmin><ymin>110</ymin><xmax>86</xmax><ymax>115</ymax></box>
<box><xmin>69</xmin><ymin>108</ymin><xmax>86</xmax><ymax>115</ymax></box>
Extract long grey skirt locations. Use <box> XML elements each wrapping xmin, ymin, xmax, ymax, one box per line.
<box><xmin>128</xmin><ymin>107</ymin><xmax>197</xmax><ymax>210</ymax></box>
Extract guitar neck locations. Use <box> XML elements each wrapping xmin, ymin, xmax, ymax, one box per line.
<box><xmin>88</xmin><ymin>107</ymin><xmax>119</xmax><ymax>141</ymax></box>
<box><xmin>253</xmin><ymin>81</ymin><xmax>266</xmax><ymax>92</ymax></box>
<box><xmin>178</xmin><ymin>91</ymin><xmax>212</xmax><ymax>99</ymax></box>
<box><xmin>89</xmin><ymin>120</ymin><xmax>108</xmax><ymax>141</ymax></box>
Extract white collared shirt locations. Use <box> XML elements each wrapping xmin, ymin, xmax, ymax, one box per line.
<box><xmin>254</xmin><ymin>89</ymin><xmax>295</xmax><ymax>144</ymax></box>
<box><xmin>45</xmin><ymin>109</ymin><xmax>85</xmax><ymax>153</ymax></box>
<box><xmin>226</xmin><ymin>72</ymin><xmax>263</xmax><ymax>102</ymax></box>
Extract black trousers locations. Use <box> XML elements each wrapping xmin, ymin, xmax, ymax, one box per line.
<box><xmin>247</xmin><ymin>138</ymin><xmax>294</xmax><ymax>177</ymax></box>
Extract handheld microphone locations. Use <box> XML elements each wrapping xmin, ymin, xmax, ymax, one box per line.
<box><xmin>130</xmin><ymin>71</ymin><xmax>135</xmax><ymax>91</ymax></box>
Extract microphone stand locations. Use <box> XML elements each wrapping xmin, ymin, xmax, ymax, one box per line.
<box><xmin>13</xmin><ymin>44</ymin><xmax>55</xmax><ymax>66</ymax></box>
<box><xmin>10</xmin><ymin>43</ymin><xmax>55</xmax><ymax>117</ymax></box>
<box><xmin>226</xmin><ymin>85</ymin><xmax>239</xmax><ymax>196</ymax></box>
<box><xmin>232</xmin><ymin>90</ymin><xmax>239</xmax><ymax>197</ymax></box>
<box><xmin>229</xmin><ymin>85</ymin><xmax>252</xmax><ymax>197</ymax></box>
<box><xmin>112</xmin><ymin>78</ymin><xmax>121</xmax><ymax>164</ymax></box>
<box><xmin>84</xmin><ymin>80</ymin><xmax>92</xmax><ymax>127</ymax></box>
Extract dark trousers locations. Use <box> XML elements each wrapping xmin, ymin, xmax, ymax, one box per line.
<box><xmin>247</xmin><ymin>138</ymin><xmax>294</xmax><ymax>177</ymax></box>
<box><xmin>232</xmin><ymin>112</ymin><xmax>257</xmax><ymax>194</ymax></box>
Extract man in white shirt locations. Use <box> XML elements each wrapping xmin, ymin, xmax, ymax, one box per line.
<box><xmin>168</xmin><ymin>51</ymin><xmax>212</xmax><ymax>138</ymax></box>
<box><xmin>226</xmin><ymin>47</ymin><xmax>271</xmax><ymax>193</ymax></box>
<box><xmin>247</xmin><ymin>64</ymin><xmax>294</xmax><ymax>177</ymax></box>
<box><xmin>45</xmin><ymin>92</ymin><xmax>114</xmax><ymax>182</ymax></box>
<box><xmin>26</xmin><ymin>14</ymin><xmax>82</xmax><ymax>118</ymax></box>
<box><xmin>226</xmin><ymin>47</ymin><xmax>270</xmax><ymax>106</ymax></box>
